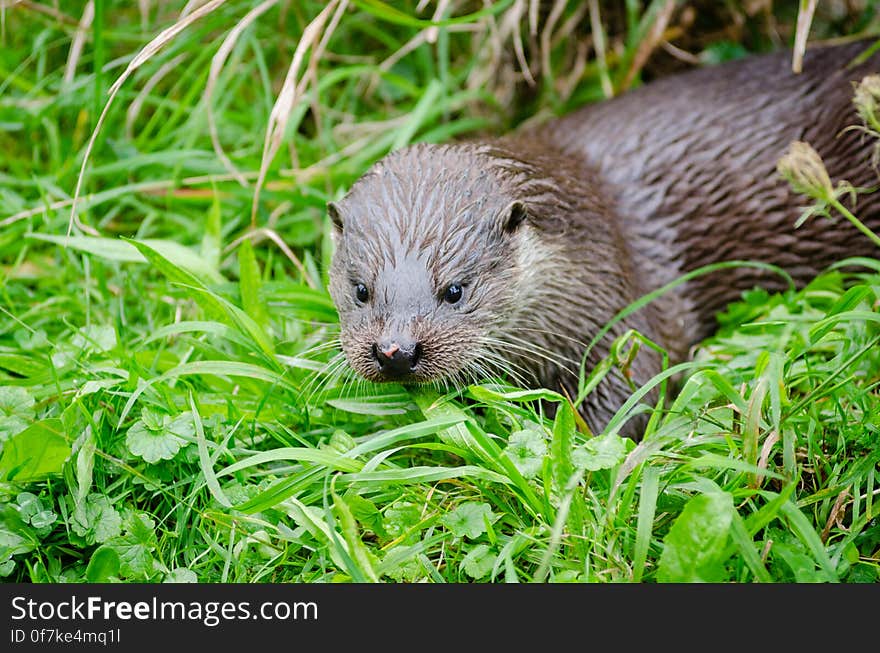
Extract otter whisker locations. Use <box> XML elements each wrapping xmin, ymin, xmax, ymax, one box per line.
<box><xmin>294</xmin><ymin>339</ymin><xmax>344</xmax><ymax>357</ymax></box>
<box><xmin>481</xmin><ymin>335</ymin><xmax>579</xmax><ymax>378</ymax></box>
<box><xmin>302</xmin><ymin>350</ymin><xmax>351</xmax><ymax>402</ymax></box>
<box><xmin>489</xmin><ymin>332</ymin><xmax>583</xmax><ymax>368</ymax></box>
<box><xmin>506</xmin><ymin>326</ymin><xmax>591</xmax><ymax>350</ymax></box>
<box><xmin>473</xmin><ymin>347</ymin><xmax>533</xmax><ymax>388</ymax></box>
<box><xmin>485</xmin><ymin>343</ymin><xmax>578</xmax><ymax>376</ymax></box>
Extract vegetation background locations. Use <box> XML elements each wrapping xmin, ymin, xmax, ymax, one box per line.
<box><xmin>1</xmin><ymin>0</ymin><xmax>879</xmax><ymax>583</ymax></box>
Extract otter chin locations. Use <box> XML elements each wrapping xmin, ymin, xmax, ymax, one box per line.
<box><xmin>327</xmin><ymin>40</ymin><xmax>880</xmax><ymax>436</ymax></box>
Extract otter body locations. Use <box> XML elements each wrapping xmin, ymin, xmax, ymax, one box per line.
<box><xmin>327</xmin><ymin>40</ymin><xmax>880</xmax><ymax>434</ymax></box>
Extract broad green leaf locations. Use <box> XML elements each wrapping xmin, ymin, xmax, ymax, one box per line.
<box><xmin>0</xmin><ymin>419</ymin><xmax>70</xmax><ymax>482</ymax></box>
<box><xmin>551</xmin><ymin>401</ymin><xmax>575</xmax><ymax>491</ymax></box>
<box><xmin>380</xmin><ymin>544</ymin><xmax>423</xmax><ymax>582</ymax></box>
<box><xmin>0</xmin><ymin>505</ymin><xmax>33</xmax><ymax>559</ymax></box>
<box><xmin>325</xmin><ymin>430</ymin><xmax>357</xmax><ymax>454</ymax></box>
<box><xmin>441</xmin><ymin>502</ymin><xmax>494</xmax><ymax>540</ymax></box>
<box><xmin>28</xmin><ymin>509</ymin><xmax>56</xmax><ymax>530</ymax></box>
<box><xmin>657</xmin><ymin>491</ymin><xmax>735</xmax><ymax>582</ymax></box>
<box><xmin>16</xmin><ymin>493</ymin><xmax>56</xmax><ymax>534</ymax></box>
<box><xmin>217</xmin><ymin>447</ymin><xmax>362</xmax><ymax>477</ymax></box>
<box><xmin>333</xmin><ymin>493</ymin><xmax>379</xmax><ymax>582</ymax></box>
<box><xmin>86</xmin><ymin>546</ymin><xmax>120</xmax><ymax>582</ymax></box>
<box><xmin>326</xmin><ymin>392</ymin><xmax>416</xmax><ymax>415</ymax></box>
<box><xmin>13</xmin><ymin>329</ymin><xmax>49</xmax><ymax>351</ymax></box>
<box><xmin>503</xmin><ymin>428</ymin><xmax>547</xmax><ymax>479</ymax></box>
<box><xmin>0</xmin><ymin>386</ymin><xmax>35</xmax><ymax>442</ymax></box>
<box><xmin>74</xmin><ymin>426</ymin><xmax>96</xmax><ymax>506</ymax></box>
<box><xmin>238</xmin><ymin>239</ymin><xmax>268</xmax><ymax>328</ymax></box>
<box><xmin>460</xmin><ymin>544</ymin><xmax>495</xmax><ymax>579</ymax></box>
<box><xmin>342</xmin><ymin>492</ymin><xmax>386</xmax><ymax>538</ymax></box>
<box><xmin>341</xmin><ymin>465</ymin><xmax>509</xmax><ymax>486</ymax></box>
<box><xmin>382</xmin><ymin>502</ymin><xmax>422</xmax><ymax>543</ymax></box>
<box><xmin>0</xmin><ymin>354</ymin><xmax>49</xmax><ymax>380</ymax></box>
<box><xmin>201</xmin><ymin>194</ymin><xmax>222</xmax><ymax>271</ymax></box>
<box><xmin>573</xmin><ymin>433</ymin><xmax>628</xmax><ymax>472</ymax></box>
<box><xmin>27</xmin><ymin>234</ymin><xmax>224</xmax><ymax>284</ymax></box>
<box><xmin>71</xmin><ymin>493</ymin><xmax>122</xmax><ymax>544</ymax></box>
<box><xmin>469</xmin><ymin>384</ymin><xmax>565</xmax><ymax>405</ymax></box>
<box><xmin>191</xmin><ymin>392</ymin><xmax>230</xmax><ymax>508</ymax></box>
<box><xmin>164</xmin><ymin>568</ymin><xmax>198</xmax><ymax>583</ymax></box>
<box><xmin>0</xmin><ymin>386</ymin><xmax>35</xmax><ymax>418</ymax></box>
<box><xmin>0</xmin><ymin>416</ymin><xmax>28</xmax><ymax>443</ymax></box>
<box><xmin>15</xmin><ymin>493</ymin><xmax>42</xmax><ymax>522</ymax></box>
<box><xmin>126</xmin><ymin>411</ymin><xmax>193</xmax><ymax>464</ymax></box>
<box><xmin>773</xmin><ymin>543</ymin><xmax>826</xmax><ymax>582</ymax></box>
<box><xmin>125</xmin><ymin>239</ymin><xmax>274</xmax><ymax>359</ymax></box>
<box><xmin>71</xmin><ymin>325</ymin><xmax>117</xmax><ymax>352</ymax></box>
<box><xmin>108</xmin><ymin>512</ymin><xmax>158</xmax><ymax>579</ymax></box>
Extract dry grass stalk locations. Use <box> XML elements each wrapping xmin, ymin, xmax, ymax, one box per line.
<box><xmin>125</xmin><ymin>52</ymin><xmax>187</xmax><ymax>140</ymax></box>
<box><xmin>588</xmin><ymin>0</ymin><xmax>613</xmax><ymax>98</ymax></box>
<box><xmin>792</xmin><ymin>0</ymin><xmax>818</xmax><ymax>73</ymax></box>
<box><xmin>249</xmin><ymin>0</ymin><xmax>341</xmax><ymax>227</ymax></box>
<box><xmin>63</xmin><ymin>0</ymin><xmax>95</xmax><ymax>86</ymax></box>
<box><xmin>206</xmin><ymin>0</ymin><xmax>280</xmax><ymax>188</ymax></box>
<box><xmin>508</xmin><ymin>0</ymin><xmax>535</xmax><ymax>86</ymax></box>
<box><xmin>225</xmin><ymin>227</ymin><xmax>312</xmax><ymax>287</ymax></box>
<box><xmin>620</xmin><ymin>0</ymin><xmax>676</xmax><ymax>92</ymax></box>
<box><xmin>5</xmin><ymin>0</ymin><xmax>78</xmax><ymax>26</ymax></box>
<box><xmin>539</xmin><ymin>0</ymin><xmax>567</xmax><ymax>83</ymax></box>
<box><xmin>67</xmin><ymin>0</ymin><xmax>229</xmax><ymax>238</ymax></box>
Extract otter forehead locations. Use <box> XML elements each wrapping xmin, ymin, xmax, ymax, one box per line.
<box><xmin>372</xmin><ymin>252</ymin><xmax>435</xmax><ymax>313</ymax></box>
<box><xmin>332</xmin><ymin>143</ymin><xmax>520</xmax><ymax>275</ymax></box>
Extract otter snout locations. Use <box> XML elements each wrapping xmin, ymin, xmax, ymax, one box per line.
<box><xmin>372</xmin><ymin>339</ymin><xmax>422</xmax><ymax>379</ymax></box>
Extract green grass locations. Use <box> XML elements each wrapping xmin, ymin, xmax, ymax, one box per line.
<box><xmin>1</xmin><ymin>1</ymin><xmax>879</xmax><ymax>583</ymax></box>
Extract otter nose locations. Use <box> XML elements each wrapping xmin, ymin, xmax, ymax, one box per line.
<box><xmin>372</xmin><ymin>340</ymin><xmax>421</xmax><ymax>378</ymax></box>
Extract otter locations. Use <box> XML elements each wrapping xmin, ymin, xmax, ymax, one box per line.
<box><xmin>326</xmin><ymin>39</ymin><xmax>880</xmax><ymax>436</ymax></box>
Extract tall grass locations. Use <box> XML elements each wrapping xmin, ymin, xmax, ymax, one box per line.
<box><xmin>0</xmin><ymin>1</ymin><xmax>878</xmax><ymax>583</ymax></box>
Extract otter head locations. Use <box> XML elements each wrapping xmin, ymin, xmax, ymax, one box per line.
<box><xmin>327</xmin><ymin>143</ymin><xmax>549</xmax><ymax>387</ymax></box>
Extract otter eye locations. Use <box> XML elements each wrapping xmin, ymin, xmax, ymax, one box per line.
<box><xmin>443</xmin><ymin>284</ymin><xmax>463</xmax><ymax>304</ymax></box>
<box><xmin>355</xmin><ymin>283</ymin><xmax>369</xmax><ymax>303</ymax></box>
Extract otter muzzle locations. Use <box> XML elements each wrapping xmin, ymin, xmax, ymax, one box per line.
<box><xmin>372</xmin><ymin>340</ymin><xmax>422</xmax><ymax>379</ymax></box>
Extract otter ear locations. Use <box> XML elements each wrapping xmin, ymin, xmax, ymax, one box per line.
<box><xmin>327</xmin><ymin>201</ymin><xmax>344</xmax><ymax>233</ymax></box>
<box><xmin>500</xmin><ymin>200</ymin><xmax>528</xmax><ymax>234</ymax></box>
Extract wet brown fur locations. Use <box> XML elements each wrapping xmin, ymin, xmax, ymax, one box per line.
<box><xmin>328</xmin><ymin>40</ymin><xmax>880</xmax><ymax>436</ymax></box>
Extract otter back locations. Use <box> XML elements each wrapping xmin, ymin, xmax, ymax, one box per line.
<box><xmin>328</xmin><ymin>39</ymin><xmax>880</xmax><ymax>437</ymax></box>
<box><xmin>537</xmin><ymin>39</ymin><xmax>880</xmax><ymax>346</ymax></box>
